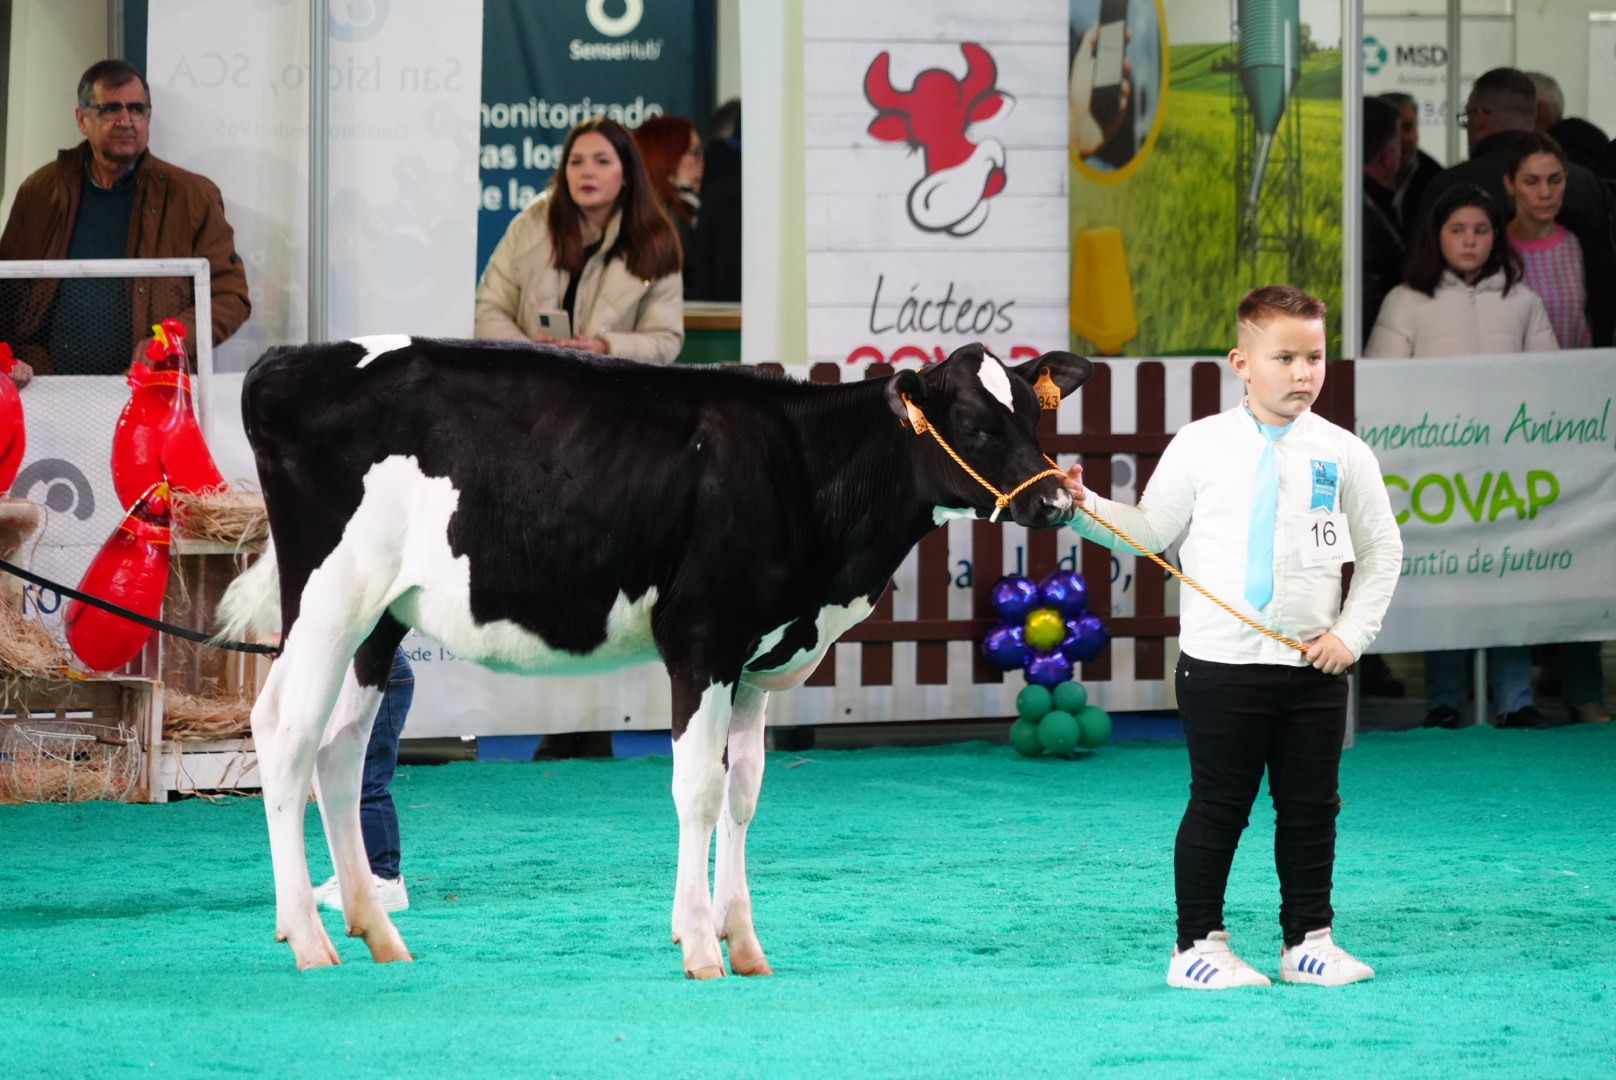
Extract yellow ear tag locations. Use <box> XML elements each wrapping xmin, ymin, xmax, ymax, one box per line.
<box><xmin>1034</xmin><ymin>369</ymin><xmax>1062</xmax><ymax>410</ymax></box>
<box><xmin>151</xmin><ymin>322</ymin><xmax>170</xmax><ymax>349</ymax></box>
<box><xmin>903</xmin><ymin>396</ymin><xmax>930</xmax><ymax>435</ymax></box>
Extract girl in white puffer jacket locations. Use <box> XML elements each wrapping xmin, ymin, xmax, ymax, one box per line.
<box><xmin>1364</xmin><ymin>183</ymin><xmax>1558</xmax><ymax>730</ymax></box>
<box><xmin>1366</xmin><ymin>183</ymin><xmax>1556</xmax><ymax>358</ymax></box>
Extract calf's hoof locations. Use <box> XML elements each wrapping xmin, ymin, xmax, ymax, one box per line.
<box><xmin>686</xmin><ymin>964</ymin><xmax>727</xmax><ymax>980</ymax></box>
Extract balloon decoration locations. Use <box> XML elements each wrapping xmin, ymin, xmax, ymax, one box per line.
<box><xmin>983</xmin><ymin>571</ymin><xmax>1113</xmax><ymax>758</ymax></box>
<box><xmin>0</xmin><ymin>342</ymin><xmax>24</xmax><ymax>495</ymax></box>
<box><xmin>65</xmin><ymin>481</ymin><xmax>172</xmax><ymax>672</ymax></box>
<box><xmin>110</xmin><ymin>319</ymin><xmax>226</xmax><ymax>509</ymax></box>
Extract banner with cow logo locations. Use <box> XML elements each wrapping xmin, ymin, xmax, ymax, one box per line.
<box><xmin>1357</xmin><ymin>350</ymin><xmax>1616</xmax><ymax>653</ymax></box>
<box><xmin>803</xmin><ymin>0</ymin><xmax>1071</xmax><ymax>366</ymax></box>
<box><xmin>477</xmin><ymin>0</ymin><xmax>716</xmax><ymax>275</ymax></box>
<box><xmin>1067</xmin><ymin>0</ymin><xmax>1345</xmax><ymax>357</ymax></box>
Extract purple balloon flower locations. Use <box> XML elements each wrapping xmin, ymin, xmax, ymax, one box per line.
<box><xmin>982</xmin><ymin>624</ymin><xmax>1030</xmax><ymax>672</ymax></box>
<box><xmin>1025</xmin><ymin>650</ymin><xmax>1075</xmax><ymax>688</ymax></box>
<box><xmin>991</xmin><ymin>576</ymin><xmax>1040</xmax><ymax>623</ymax></box>
<box><xmin>1038</xmin><ymin>570</ymin><xmax>1088</xmax><ymax>618</ymax></box>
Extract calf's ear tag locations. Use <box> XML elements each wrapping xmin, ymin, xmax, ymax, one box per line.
<box><xmin>1035</xmin><ymin>369</ymin><xmax>1062</xmax><ymax>410</ymax></box>
<box><xmin>903</xmin><ymin>396</ymin><xmax>930</xmax><ymax>435</ymax></box>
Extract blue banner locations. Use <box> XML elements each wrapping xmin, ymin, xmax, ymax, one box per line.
<box><xmin>478</xmin><ymin>0</ymin><xmax>715</xmax><ymax>275</ymax></box>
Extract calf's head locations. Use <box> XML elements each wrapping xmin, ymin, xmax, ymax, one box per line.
<box><xmin>886</xmin><ymin>343</ymin><xmax>1092</xmax><ymax>528</ymax></box>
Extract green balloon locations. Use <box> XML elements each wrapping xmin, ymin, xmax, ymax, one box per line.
<box><xmin>1009</xmin><ymin>718</ymin><xmax>1044</xmax><ymax>757</ymax></box>
<box><xmin>1076</xmin><ymin>705</ymin><xmax>1113</xmax><ymax>749</ymax></box>
<box><xmin>1038</xmin><ymin>710</ymin><xmax>1080</xmax><ymax>755</ymax></box>
<box><xmin>1024</xmin><ymin>607</ymin><xmax>1066</xmax><ymax>651</ymax></box>
<box><xmin>1016</xmin><ymin>684</ymin><xmax>1054</xmax><ymax>721</ymax></box>
<box><xmin>1052</xmin><ymin>680</ymin><xmax>1088</xmax><ymax>715</ymax></box>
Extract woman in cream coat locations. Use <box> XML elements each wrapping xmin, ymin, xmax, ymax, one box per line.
<box><xmin>476</xmin><ymin>117</ymin><xmax>684</xmax><ymax>364</ymax></box>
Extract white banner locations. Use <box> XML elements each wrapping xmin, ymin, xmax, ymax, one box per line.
<box><xmin>1357</xmin><ymin>350</ymin><xmax>1616</xmax><ymax>652</ymax></box>
<box><xmin>147</xmin><ymin>1</ymin><xmax>484</xmax><ymax>371</ymax></box>
<box><xmin>1361</xmin><ymin>16</ymin><xmax>1514</xmax><ymax>167</ymax></box>
<box><xmin>803</xmin><ymin>0</ymin><xmax>1069</xmax><ymax>365</ymax></box>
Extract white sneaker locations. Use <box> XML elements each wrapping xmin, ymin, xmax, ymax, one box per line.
<box><xmin>311</xmin><ymin>873</ymin><xmax>409</xmax><ymax>913</ymax></box>
<box><xmin>1166</xmin><ymin>931</ymin><xmax>1272</xmax><ymax>990</ymax></box>
<box><xmin>1280</xmin><ymin>927</ymin><xmax>1374</xmax><ymax>986</ymax></box>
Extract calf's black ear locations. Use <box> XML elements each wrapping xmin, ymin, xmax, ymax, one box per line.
<box><xmin>1012</xmin><ymin>351</ymin><xmax>1094</xmax><ymax>404</ymax></box>
<box><xmin>885</xmin><ymin>368</ymin><xmax>928</xmax><ymax>425</ymax></box>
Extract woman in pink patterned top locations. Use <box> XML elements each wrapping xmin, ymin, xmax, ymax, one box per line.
<box><xmin>1505</xmin><ymin>133</ymin><xmax>1593</xmax><ymax>350</ymax></box>
<box><xmin>1502</xmin><ymin>132</ymin><xmax>1609</xmax><ymax>725</ymax></box>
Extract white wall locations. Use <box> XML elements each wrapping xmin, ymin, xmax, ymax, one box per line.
<box><xmin>1</xmin><ymin>0</ymin><xmax>105</xmax><ymax>227</ymax></box>
<box><xmin>717</xmin><ymin>0</ymin><xmax>740</xmax><ymax>106</ymax></box>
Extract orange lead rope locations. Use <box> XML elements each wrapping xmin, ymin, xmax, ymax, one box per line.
<box><xmin>901</xmin><ymin>381</ymin><xmax>1309</xmax><ymax>655</ymax></box>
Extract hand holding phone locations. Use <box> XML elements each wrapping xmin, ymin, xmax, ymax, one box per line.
<box><xmin>1068</xmin><ymin>1</ymin><xmax>1134</xmax><ymax>159</ymax></box>
<box><xmin>535</xmin><ymin>310</ymin><xmax>572</xmax><ymax>342</ymax></box>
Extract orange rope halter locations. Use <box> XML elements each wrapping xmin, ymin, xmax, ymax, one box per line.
<box><xmin>900</xmin><ymin>375</ymin><xmax>1309</xmax><ymax>656</ymax></box>
<box><xmin>901</xmin><ymin>398</ymin><xmax>1064</xmax><ymax>524</ymax></box>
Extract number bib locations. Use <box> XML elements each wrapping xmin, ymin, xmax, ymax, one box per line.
<box><xmin>1299</xmin><ymin>509</ymin><xmax>1352</xmax><ymax>568</ymax></box>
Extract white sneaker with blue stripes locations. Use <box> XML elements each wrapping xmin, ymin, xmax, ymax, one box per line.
<box><xmin>1166</xmin><ymin>931</ymin><xmax>1272</xmax><ymax>990</ymax></box>
<box><xmin>1280</xmin><ymin>927</ymin><xmax>1374</xmax><ymax>986</ymax></box>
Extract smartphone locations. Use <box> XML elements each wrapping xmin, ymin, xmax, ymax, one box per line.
<box><xmin>536</xmin><ymin>310</ymin><xmax>572</xmax><ymax>341</ymax></box>
<box><xmin>1091</xmin><ymin>0</ymin><xmax>1128</xmax><ymax>127</ymax></box>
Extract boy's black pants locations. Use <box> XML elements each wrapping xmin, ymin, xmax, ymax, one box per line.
<box><xmin>1174</xmin><ymin>652</ymin><xmax>1348</xmax><ymax>950</ymax></box>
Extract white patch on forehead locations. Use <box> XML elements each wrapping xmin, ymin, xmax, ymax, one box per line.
<box><xmin>977</xmin><ymin>352</ymin><xmax>1015</xmax><ymax>411</ymax></box>
<box><xmin>351</xmin><ymin>334</ymin><xmax>413</xmax><ymax>368</ymax></box>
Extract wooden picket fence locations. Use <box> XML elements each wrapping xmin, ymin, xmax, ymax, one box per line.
<box><xmin>759</xmin><ymin>358</ymin><xmax>1357</xmax><ymax>692</ymax></box>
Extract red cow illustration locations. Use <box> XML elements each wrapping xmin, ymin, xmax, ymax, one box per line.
<box><xmin>864</xmin><ymin>42</ymin><xmax>1014</xmax><ymax>237</ymax></box>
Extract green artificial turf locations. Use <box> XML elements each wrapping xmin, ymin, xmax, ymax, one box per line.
<box><xmin>2</xmin><ymin>727</ymin><xmax>1611</xmax><ymax>1079</ymax></box>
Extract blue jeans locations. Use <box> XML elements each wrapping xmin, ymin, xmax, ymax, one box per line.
<box><xmin>1425</xmin><ymin>647</ymin><xmax>1532</xmax><ymax>716</ymax></box>
<box><xmin>360</xmin><ymin>648</ymin><xmax>413</xmax><ymax>880</ymax></box>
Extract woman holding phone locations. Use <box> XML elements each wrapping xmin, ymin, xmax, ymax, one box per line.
<box><xmin>475</xmin><ymin>117</ymin><xmax>685</xmax><ymax>364</ymax></box>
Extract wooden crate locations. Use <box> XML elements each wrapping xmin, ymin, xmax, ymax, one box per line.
<box><xmin>0</xmin><ymin>675</ymin><xmax>163</xmax><ymax>803</ymax></box>
<box><xmin>150</xmin><ymin>537</ymin><xmax>268</xmax><ymax>797</ymax></box>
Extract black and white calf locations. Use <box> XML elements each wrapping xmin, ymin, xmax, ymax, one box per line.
<box><xmin>218</xmin><ymin>337</ymin><xmax>1091</xmax><ymax>975</ymax></box>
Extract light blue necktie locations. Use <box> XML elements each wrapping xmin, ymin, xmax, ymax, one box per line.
<box><xmin>1244</xmin><ymin>419</ymin><xmax>1290</xmax><ymax>611</ymax></box>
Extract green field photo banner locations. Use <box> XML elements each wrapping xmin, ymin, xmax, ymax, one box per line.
<box><xmin>1068</xmin><ymin>0</ymin><xmax>1344</xmax><ymax>356</ymax></box>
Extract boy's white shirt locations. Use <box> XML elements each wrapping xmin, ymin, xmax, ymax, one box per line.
<box><xmin>1069</xmin><ymin>402</ymin><xmax>1402</xmax><ymax>665</ymax></box>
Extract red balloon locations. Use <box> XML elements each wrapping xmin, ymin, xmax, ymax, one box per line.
<box><xmin>152</xmin><ymin>321</ymin><xmax>226</xmax><ymax>495</ymax></box>
<box><xmin>0</xmin><ymin>342</ymin><xmax>24</xmax><ymax>494</ymax></box>
<box><xmin>65</xmin><ymin>482</ymin><xmax>172</xmax><ymax>672</ymax></box>
<box><xmin>109</xmin><ymin>331</ymin><xmax>225</xmax><ymax>508</ymax></box>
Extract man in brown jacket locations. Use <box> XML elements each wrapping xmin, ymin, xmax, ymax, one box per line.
<box><xmin>0</xmin><ymin>59</ymin><xmax>250</xmax><ymax>381</ymax></box>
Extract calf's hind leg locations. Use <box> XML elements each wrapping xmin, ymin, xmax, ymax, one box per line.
<box><xmin>669</xmin><ymin>674</ymin><xmax>733</xmax><ymax>979</ymax></box>
<box><xmin>713</xmin><ymin>684</ymin><xmax>772</xmax><ymax>976</ymax></box>
<box><xmin>254</xmin><ymin>627</ymin><xmax>370</xmax><ymax>969</ymax></box>
<box><xmin>312</xmin><ymin>617</ymin><xmax>412</xmax><ymax>963</ymax></box>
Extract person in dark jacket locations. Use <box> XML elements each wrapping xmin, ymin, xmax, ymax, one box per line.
<box><xmin>0</xmin><ymin>59</ymin><xmax>250</xmax><ymax>378</ymax></box>
<box><xmin>1377</xmin><ymin>92</ymin><xmax>1442</xmax><ymax>244</ymax></box>
<box><xmin>1362</xmin><ymin>97</ymin><xmax>1405</xmax><ymax>344</ymax></box>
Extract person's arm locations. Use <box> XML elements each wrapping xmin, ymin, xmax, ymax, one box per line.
<box><xmin>474</xmin><ymin>212</ymin><xmax>538</xmax><ymax>341</ymax></box>
<box><xmin>599</xmin><ymin>272</ymin><xmax>685</xmax><ymax>364</ymax></box>
<box><xmin>195</xmin><ymin>179</ymin><xmax>251</xmax><ymax>346</ymax></box>
<box><xmin>1362</xmin><ymin>287</ymin><xmax>1416</xmax><ymax>357</ymax></box>
<box><xmin>1066</xmin><ymin>430</ymin><xmax>1196</xmax><ymax>554</ymax></box>
<box><xmin>1522</xmin><ymin>291</ymin><xmax>1559</xmax><ymax>352</ymax></box>
<box><xmin>1327</xmin><ymin>440</ymin><xmax>1404</xmax><ymax>660</ymax></box>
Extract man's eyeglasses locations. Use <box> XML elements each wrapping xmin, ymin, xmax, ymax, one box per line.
<box><xmin>85</xmin><ymin>102</ymin><xmax>150</xmax><ymax>120</ymax></box>
<box><xmin>1457</xmin><ymin>104</ymin><xmax>1483</xmax><ymax>129</ymax></box>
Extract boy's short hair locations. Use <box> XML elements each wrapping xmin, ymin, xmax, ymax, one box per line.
<box><xmin>1237</xmin><ymin>285</ymin><xmax>1327</xmax><ymax>334</ymax></box>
